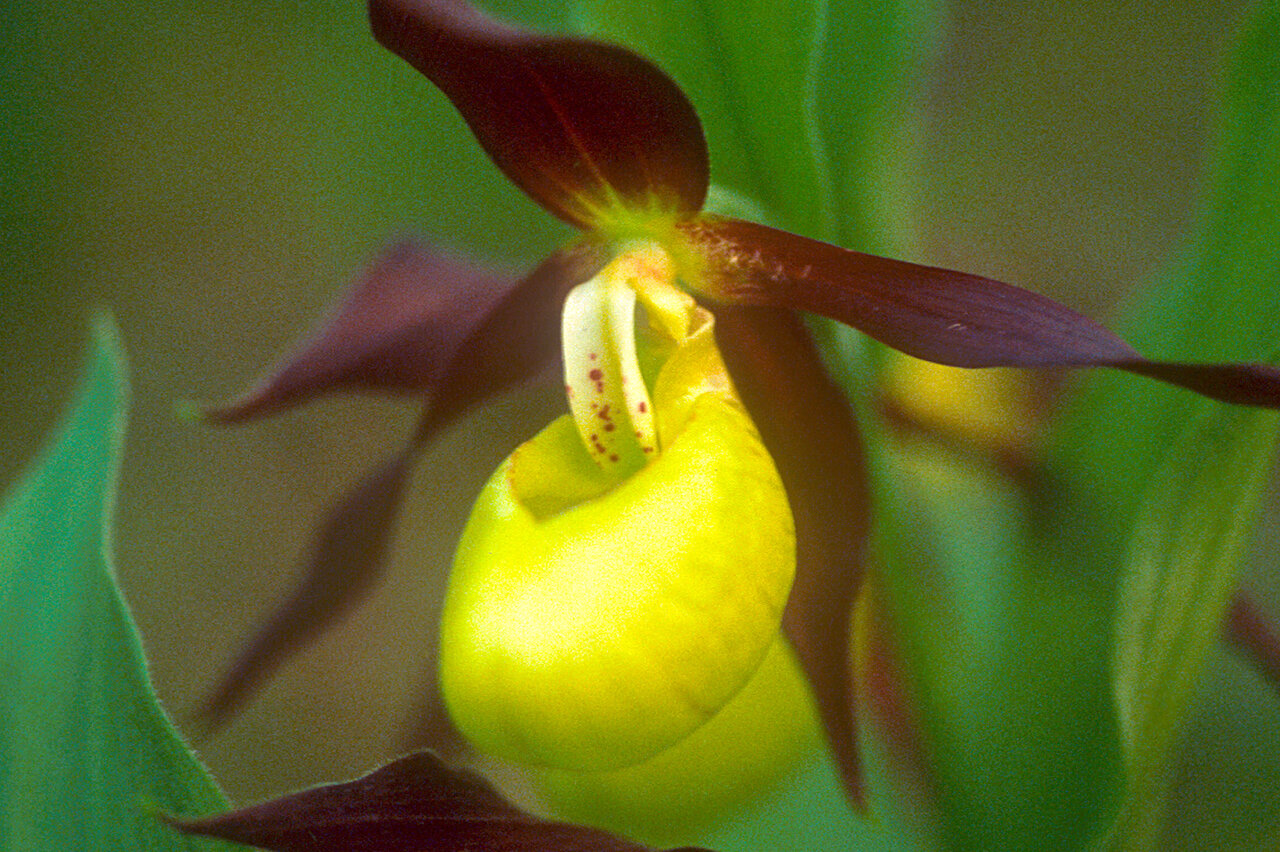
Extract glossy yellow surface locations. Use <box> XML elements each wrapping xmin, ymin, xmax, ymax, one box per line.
<box><xmin>440</xmin><ymin>253</ymin><xmax>794</xmax><ymax>769</ymax></box>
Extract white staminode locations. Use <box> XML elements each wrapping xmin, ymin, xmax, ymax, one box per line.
<box><xmin>560</xmin><ymin>243</ymin><xmax>674</xmax><ymax>476</ymax></box>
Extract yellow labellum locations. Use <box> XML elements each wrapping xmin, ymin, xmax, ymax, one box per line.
<box><xmin>438</xmin><ymin>244</ymin><xmax>795</xmax><ymax>770</ymax></box>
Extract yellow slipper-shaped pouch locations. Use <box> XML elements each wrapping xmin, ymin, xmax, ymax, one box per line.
<box><xmin>439</xmin><ymin>243</ymin><xmax>795</xmax><ymax>770</ymax></box>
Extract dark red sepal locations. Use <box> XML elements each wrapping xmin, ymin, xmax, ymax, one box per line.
<box><xmin>712</xmin><ymin>305</ymin><xmax>872</xmax><ymax>810</ymax></box>
<box><xmin>369</xmin><ymin>0</ymin><xmax>709</xmax><ymax>229</ymax></box>
<box><xmin>207</xmin><ymin>240</ymin><xmax>518</xmax><ymax>423</ymax></box>
<box><xmin>198</xmin><ymin>243</ymin><xmax>604</xmax><ymax>729</ymax></box>
<box><xmin>167</xmin><ymin>751</ymin><xmax>714</xmax><ymax>852</ymax></box>
<box><xmin>197</xmin><ymin>447</ymin><xmax>417</xmax><ymax>732</ymax></box>
<box><xmin>680</xmin><ymin>216</ymin><xmax>1280</xmax><ymax>407</ymax></box>
<box><xmin>412</xmin><ymin>239</ymin><xmax>607</xmax><ymax>442</ymax></box>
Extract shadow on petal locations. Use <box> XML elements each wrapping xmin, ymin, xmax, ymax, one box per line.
<box><xmin>712</xmin><ymin>305</ymin><xmax>872</xmax><ymax>810</ymax></box>
<box><xmin>680</xmin><ymin>216</ymin><xmax>1280</xmax><ymax>407</ymax></box>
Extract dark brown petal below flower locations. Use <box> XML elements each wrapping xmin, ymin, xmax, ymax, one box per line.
<box><xmin>167</xmin><ymin>751</ymin><xmax>715</xmax><ymax>852</ymax></box>
<box><xmin>712</xmin><ymin>305</ymin><xmax>872</xmax><ymax>811</ymax></box>
<box><xmin>207</xmin><ymin>240</ymin><xmax>518</xmax><ymax>424</ymax></box>
<box><xmin>369</xmin><ymin>0</ymin><xmax>709</xmax><ymax>229</ymax></box>
<box><xmin>680</xmin><ymin>216</ymin><xmax>1280</xmax><ymax>407</ymax></box>
<box><xmin>198</xmin><ymin>243</ymin><xmax>605</xmax><ymax>731</ymax></box>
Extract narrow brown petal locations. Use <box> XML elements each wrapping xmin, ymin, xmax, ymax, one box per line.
<box><xmin>198</xmin><ymin>243</ymin><xmax>605</xmax><ymax>730</ymax></box>
<box><xmin>412</xmin><ymin>240</ymin><xmax>607</xmax><ymax>443</ymax></box>
<box><xmin>208</xmin><ymin>240</ymin><xmax>517</xmax><ymax>423</ymax></box>
<box><xmin>196</xmin><ymin>447</ymin><xmax>417</xmax><ymax>733</ymax></box>
<box><xmin>168</xmin><ymin>751</ymin><xmax>713</xmax><ymax>852</ymax></box>
<box><xmin>712</xmin><ymin>305</ymin><xmax>872</xmax><ymax>811</ymax></box>
<box><xmin>1226</xmin><ymin>592</ymin><xmax>1280</xmax><ymax>697</ymax></box>
<box><xmin>680</xmin><ymin>216</ymin><xmax>1280</xmax><ymax>407</ymax></box>
<box><xmin>369</xmin><ymin>0</ymin><xmax>708</xmax><ymax>229</ymax></box>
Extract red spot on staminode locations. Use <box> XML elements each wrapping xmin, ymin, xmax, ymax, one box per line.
<box><xmin>597</xmin><ymin>405</ymin><xmax>612</xmax><ymax>421</ymax></box>
<box><xmin>588</xmin><ymin>368</ymin><xmax>604</xmax><ymax>381</ymax></box>
<box><xmin>638</xmin><ymin>401</ymin><xmax>647</xmax><ymax>413</ymax></box>
<box><xmin>609</xmin><ymin>454</ymin><xmax>619</xmax><ymax>462</ymax></box>
<box><xmin>643</xmin><ymin>446</ymin><xmax>654</xmax><ymax>453</ymax></box>
<box><xmin>604</xmin><ymin>423</ymin><xmax>615</xmax><ymax>432</ymax></box>
<box><xmin>589</xmin><ymin>352</ymin><xmax>598</xmax><ymax>360</ymax></box>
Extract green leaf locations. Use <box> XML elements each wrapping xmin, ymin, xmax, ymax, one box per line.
<box><xmin>1048</xmin><ymin>0</ymin><xmax>1280</xmax><ymax>562</ymax></box>
<box><xmin>567</xmin><ymin>0</ymin><xmax>935</xmax><ymax>248</ymax></box>
<box><xmin>1102</xmin><ymin>398</ymin><xmax>1279</xmax><ymax>850</ymax></box>
<box><xmin>694</xmin><ymin>749</ymin><xmax>919</xmax><ymax>852</ymax></box>
<box><xmin>872</xmin><ymin>442</ymin><xmax>1123</xmax><ymax>850</ymax></box>
<box><xmin>1041</xmin><ymin>0</ymin><xmax>1280</xmax><ymax>846</ymax></box>
<box><xmin>814</xmin><ymin>0</ymin><xmax>940</xmax><ymax>252</ymax></box>
<box><xmin>567</xmin><ymin>0</ymin><xmax>831</xmax><ymax>239</ymax></box>
<box><xmin>0</xmin><ymin>316</ymin><xmax>233</xmax><ymax>851</ymax></box>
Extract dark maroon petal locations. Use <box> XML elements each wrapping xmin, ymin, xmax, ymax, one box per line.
<box><xmin>712</xmin><ymin>305</ymin><xmax>872</xmax><ymax>810</ymax></box>
<box><xmin>198</xmin><ymin>243</ymin><xmax>605</xmax><ymax>730</ymax></box>
<box><xmin>369</xmin><ymin>0</ymin><xmax>708</xmax><ymax>229</ymax></box>
<box><xmin>680</xmin><ymin>216</ymin><xmax>1280</xmax><ymax>407</ymax></box>
<box><xmin>196</xmin><ymin>448</ymin><xmax>417</xmax><ymax>733</ymax></box>
<box><xmin>207</xmin><ymin>240</ymin><xmax>518</xmax><ymax>423</ymax></box>
<box><xmin>168</xmin><ymin>751</ymin><xmax>713</xmax><ymax>852</ymax></box>
<box><xmin>1226</xmin><ymin>593</ymin><xmax>1280</xmax><ymax>697</ymax></box>
<box><xmin>413</xmin><ymin>239</ymin><xmax>607</xmax><ymax>442</ymax></box>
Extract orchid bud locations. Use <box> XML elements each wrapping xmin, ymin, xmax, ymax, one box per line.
<box><xmin>438</xmin><ymin>243</ymin><xmax>795</xmax><ymax>770</ymax></box>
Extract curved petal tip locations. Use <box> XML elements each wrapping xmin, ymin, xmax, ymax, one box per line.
<box><xmin>369</xmin><ymin>0</ymin><xmax>709</xmax><ymax>229</ymax></box>
<box><xmin>681</xmin><ymin>216</ymin><xmax>1280</xmax><ymax>408</ymax></box>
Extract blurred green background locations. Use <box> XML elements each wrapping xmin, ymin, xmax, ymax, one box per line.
<box><xmin>3</xmin><ymin>0</ymin><xmax>1278</xmax><ymax>847</ymax></box>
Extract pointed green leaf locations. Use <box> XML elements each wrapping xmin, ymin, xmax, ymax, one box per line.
<box><xmin>1041</xmin><ymin>1</ymin><xmax>1280</xmax><ymax>846</ymax></box>
<box><xmin>1103</xmin><ymin>397</ymin><xmax>1279</xmax><ymax>849</ymax></box>
<box><xmin>0</xmin><ymin>317</ymin><xmax>233</xmax><ymax>851</ymax></box>
<box><xmin>870</xmin><ymin>442</ymin><xmax>1123</xmax><ymax>850</ymax></box>
<box><xmin>865</xmin><ymin>0</ymin><xmax>1280</xmax><ymax>840</ymax></box>
<box><xmin>1049</xmin><ymin>0</ymin><xmax>1280</xmax><ymax>558</ymax></box>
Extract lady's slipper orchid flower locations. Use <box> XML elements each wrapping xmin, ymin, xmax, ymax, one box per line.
<box><xmin>200</xmin><ymin>0</ymin><xmax>1280</xmax><ymax>809</ymax></box>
